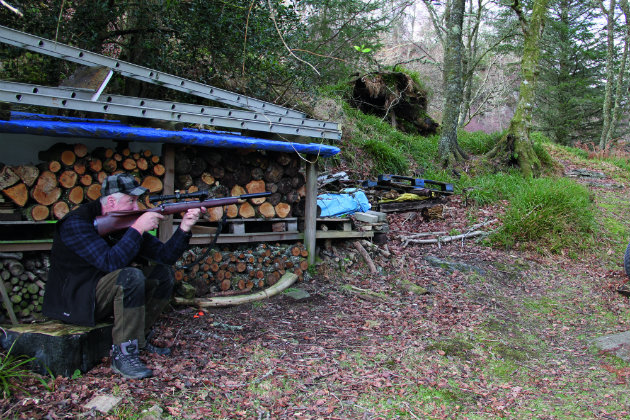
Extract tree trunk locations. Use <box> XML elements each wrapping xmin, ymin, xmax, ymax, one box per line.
<box><xmin>438</xmin><ymin>0</ymin><xmax>468</xmax><ymax>167</ymax></box>
<box><xmin>599</xmin><ymin>0</ymin><xmax>617</xmax><ymax>150</ymax></box>
<box><xmin>487</xmin><ymin>0</ymin><xmax>549</xmax><ymax>177</ymax></box>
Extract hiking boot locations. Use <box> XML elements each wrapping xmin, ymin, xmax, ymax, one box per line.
<box><xmin>143</xmin><ymin>329</ymin><xmax>172</xmax><ymax>356</ymax></box>
<box><xmin>111</xmin><ymin>339</ymin><xmax>153</xmax><ymax>379</ymax></box>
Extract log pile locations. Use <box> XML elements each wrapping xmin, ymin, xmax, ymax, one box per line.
<box><xmin>173</xmin><ymin>146</ymin><xmax>305</xmax><ymax>220</ymax></box>
<box><xmin>0</xmin><ymin>252</ymin><xmax>49</xmax><ymax>322</ymax></box>
<box><xmin>174</xmin><ymin>242</ymin><xmax>309</xmax><ymax>296</ymax></box>
<box><xmin>0</xmin><ymin>142</ymin><xmax>164</xmax><ymax>221</ymax></box>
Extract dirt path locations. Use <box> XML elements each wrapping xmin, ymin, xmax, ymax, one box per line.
<box><xmin>3</xmin><ymin>156</ymin><xmax>630</xmax><ymax>419</ymax></box>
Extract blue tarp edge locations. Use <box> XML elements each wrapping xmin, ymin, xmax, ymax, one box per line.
<box><xmin>0</xmin><ymin>118</ymin><xmax>341</xmax><ymax>157</ymax></box>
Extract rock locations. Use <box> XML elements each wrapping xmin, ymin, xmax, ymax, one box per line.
<box><xmin>283</xmin><ymin>288</ymin><xmax>311</xmax><ymax>301</ymax></box>
<box><xmin>84</xmin><ymin>395</ymin><xmax>122</xmax><ymax>414</ymax></box>
<box><xmin>424</xmin><ymin>256</ymin><xmax>486</xmax><ymax>275</ymax></box>
<box><xmin>593</xmin><ymin>331</ymin><xmax>630</xmax><ymax>362</ymax></box>
<box><xmin>566</xmin><ymin>168</ymin><xmax>606</xmax><ymax>179</ymax></box>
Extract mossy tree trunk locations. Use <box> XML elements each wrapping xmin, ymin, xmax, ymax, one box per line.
<box><xmin>487</xmin><ymin>0</ymin><xmax>549</xmax><ymax>177</ymax></box>
<box><xmin>439</xmin><ymin>0</ymin><xmax>469</xmax><ymax>168</ymax></box>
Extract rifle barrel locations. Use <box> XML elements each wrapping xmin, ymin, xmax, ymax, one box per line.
<box><xmin>94</xmin><ymin>192</ymin><xmax>270</xmax><ymax>236</ymax></box>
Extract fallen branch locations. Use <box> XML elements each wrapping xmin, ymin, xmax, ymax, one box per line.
<box><xmin>174</xmin><ymin>272</ymin><xmax>298</xmax><ymax>307</ymax></box>
<box><xmin>353</xmin><ymin>240</ymin><xmax>377</xmax><ymax>274</ymax></box>
<box><xmin>403</xmin><ymin>230</ymin><xmax>490</xmax><ymax>247</ymax></box>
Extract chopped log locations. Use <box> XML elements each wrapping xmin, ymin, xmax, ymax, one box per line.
<box><xmin>85</xmin><ymin>183</ymin><xmax>102</xmax><ymax>201</ymax></box>
<box><xmin>239</xmin><ymin>202</ymin><xmax>255</xmax><ymax>218</ymax></box>
<box><xmin>23</xmin><ymin>204</ymin><xmax>49</xmax><ymax>221</ymax></box>
<box><xmin>213</xmin><ymin>252</ymin><xmax>223</xmax><ymax>263</ymax></box>
<box><xmin>276</xmin><ymin>178</ymin><xmax>293</xmax><ymax>194</ymax></box>
<box><xmin>122</xmin><ymin>158</ymin><xmax>137</xmax><ymax>171</ymax></box>
<box><xmin>236</xmin><ymin>261</ymin><xmax>247</xmax><ymax>273</ymax></box>
<box><xmin>141</xmin><ymin>176</ymin><xmax>163</xmax><ymax>193</ymax></box>
<box><xmin>220</xmin><ymin>279</ymin><xmax>231</xmax><ymax>291</ymax></box>
<box><xmin>176</xmin><ymin>174</ymin><xmax>193</xmax><ymax>190</ymax></box>
<box><xmin>152</xmin><ymin>163</ymin><xmax>166</xmax><ymax>177</ymax></box>
<box><xmin>231</xmin><ymin>185</ymin><xmax>246</xmax><ymax>197</ymax></box>
<box><xmin>12</xmin><ymin>165</ymin><xmax>39</xmax><ymax>187</ymax></box>
<box><xmin>48</xmin><ymin>161</ymin><xmax>61</xmax><ymax>173</ymax></box>
<box><xmin>207</xmin><ymin>206</ymin><xmax>224</xmax><ymax>222</ymax></box>
<box><xmin>190</xmin><ymin>156</ymin><xmax>207</xmax><ymax>178</ymax></box>
<box><xmin>246</xmin><ymin>180</ymin><xmax>266</xmax><ymax>204</ymax></box>
<box><xmin>79</xmin><ymin>174</ymin><xmax>93</xmax><ymax>186</ymax></box>
<box><xmin>2</xmin><ymin>182</ymin><xmax>28</xmax><ymax>206</ymax></box>
<box><xmin>74</xmin><ymin>143</ymin><xmax>88</xmax><ymax>158</ymax></box>
<box><xmin>277</xmin><ymin>154</ymin><xmax>292</xmax><ymax>166</ymax></box>
<box><xmin>174</xmin><ymin>155</ymin><xmax>192</xmax><ymax>174</ymax></box>
<box><xmin>58</xmin><ymin>170</ymin><xmax>78</xmax><ymax>189</ymax></box>
<box><xmin>251</xmin><ymin>167</ymin><xmax>264</xmax><ymax>180</ymax></box>
<box><xmin>52</xmin><ymin>201</ymin><xmax>70</xmax><ymax>219</ymax></box>
<box><xmin>73</xmin><ymin>160</ymin><xmax>86</xmax><ymax>175</ymax></box>
<box><xmin>102</xmin><ymin>159</ymin><xmax>117</xmax><ymax>173</ymax></box>
<box><xmin>88</xmin><ymin>158</ymin><xmax>102</xmax><ymax>173</ymax></box>
<box><xmin>0</xmin><ymin>165</ymin><xmax>19</xmax><ymax>190</ymax></box>
<box><xmin>264</xmin><ymin>163</ymin><xmax>284</xmax><ymax>183</ymax></box>
<box><xmin>60</xmin><ymin>150</ymin><xmax>76</xmax><ymax>166</ymax></box>
<box><xmin>31</xmin><ymin>171</ymin><xmax>61</xmax><ymax>206</ymax></box>
<box><xmin>268</xmin><ymin>193</ymin><xmax>281</xmax><ymax>206</ymax></box>
<box><xmin>200</xmin><ymin>172</ymin><xmax>215</xmax><ymax>187</ymax></box>
<box><xmin>258</xmin><ymin>202</ymin><xmax>275</xmax><ymax>218</ymax></box>
<box><xmin>96</xmin><ymin>171</ymin><xmax>107</xmax><ymax>184</ymax></box>
<box><xmin>113</xmin><ymin>153</ymin><xmax>122</xmax><ymax>162</ymax></box>
<box><xmin>63</xmin><ymin>185</ymin><xmax>84</xmax><ymax>205</ymax></box>
<box><xmin>174</xmin><ymin>269</ymin><xmax>185</xmax><ymax>282</ymax></box>
<box><xmin>275</xmin><ymin>203</ymin><xmax>291</xmax><ymax>218</ymax></box>
<box><xmin>211</xmin><ymin>166</ymin><xmax>225</xmax><ymax>179</ymax></box>
<box><xmin>143</xmin><ymin>149</ymin><xmax>152</xmax><ymax>158</ymax></box>
<box><xmin>226</xmin><ymin>204</ymin><xmax>238</xmax><ymax>218</ymax></box>
<box><xmin>136</xmin><ymin>158</ymin><xmax>148</xmax><ymax>171</ymax></box>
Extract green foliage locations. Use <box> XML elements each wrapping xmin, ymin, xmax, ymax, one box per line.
<box><xmin>492</xmin><ymin>177</ymin><xmax>596</xmax><ymax>254</ymax></box>
<box><xmin>458</xmin><ymin>172</ymin><xmax>529</xmax><ymax>206</ymax></box>
<box><xmin>530</xmin><ymin>132</ymin><xmax>554</xmax><ymax>167</ymax></box>
<box><xmin>363</xmin><ymin>139</ymin><xmax>408</xmax><ymax>175</ymax></box>
<box><xmin>0</xmin><ymin>341</ymin><xmax>35</xmax><ymax>398</ymax></box>
<box><xmin>458</xmin><ymin>130</ymin><xmax>502</xmax><ymax>155</ymax></box>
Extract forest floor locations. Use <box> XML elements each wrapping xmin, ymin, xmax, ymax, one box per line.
<box><xmin>3</xmin><ymin>150</ymin><xmax>630</xmax><ymax>419</ymax></box>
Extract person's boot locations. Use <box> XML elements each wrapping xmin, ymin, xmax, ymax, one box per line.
<box><xmin>143</xmin><ymin>330</ymin><xmax>171</xmax><ymax>356</ymax></box>
<box><xmin>111</xmin><ymin>339</ymin><xmax>153</xmax><ymax>379</ymax></box>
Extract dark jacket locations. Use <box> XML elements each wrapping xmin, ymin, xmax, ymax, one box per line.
<box><xmin>43</xmin><ymin>200</ymin><xmax>190</xmax><ymax>326</ymax></box>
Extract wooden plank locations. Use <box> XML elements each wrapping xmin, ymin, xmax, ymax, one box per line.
<box><xmin>159</xmin><ymin>143</ymin><xmax>175</xmax><ymax>242</ymax></box>
<box><xmin>304</xmin><ymin>160</ymin><xmax>318</xmax><ymax>265</ymax></box>
<box><xmin>378</xmin><ymin>200</ymin><xmax>441</xmax><ymax>213</ymax></box>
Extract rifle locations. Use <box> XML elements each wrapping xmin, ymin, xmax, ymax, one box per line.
<box><xmin>94</xmin><ymin>192</ymin><xmax>271</xmax><ymax>236</ymax></box>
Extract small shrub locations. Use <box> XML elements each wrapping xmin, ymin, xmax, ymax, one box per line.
<box><xmin>0</xmin><ymin>341</ymin><xmax>35</xmax><ymax>398</ymax></box>
<box><xmin>492</xmin><ymin>177</ymin><xmax>596</xmax><ymax>254</ymax></box>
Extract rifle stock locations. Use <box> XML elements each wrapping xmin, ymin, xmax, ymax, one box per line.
<box><xmin>94</xmin><ymin>192</ymin><xmax>271</xmax><ymax>236</ymax></box>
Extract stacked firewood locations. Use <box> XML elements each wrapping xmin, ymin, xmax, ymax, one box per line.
<box><xmin>0</xmin><ymin>142</ymin><xmax>164</xmax><ymax>221</ymax></box>
<box><xmin>0</xmin><ymin>252</ymin><xmax>49</xmax><ymax>322</ymax></box>
<box><xmin>175</xmin><ymin>242</ymin><xmax>309</xmax><ymax>296</ymax></box>
<box><xmin>173</xmin><ymin>146</ymin><xmax>305</xmax><ymax>220</ymax></box>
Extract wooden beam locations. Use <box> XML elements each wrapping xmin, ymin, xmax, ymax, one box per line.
<box><xmin>159</xmin><ymin>143</ymin><xmax>175</xmax><ymax>242</ymax></box>
<box><xmin>303</xmin><ymin>158</ymin><xmax>318</xmax><ymax>265</ymax></box>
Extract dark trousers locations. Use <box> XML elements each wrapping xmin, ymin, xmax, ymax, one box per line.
<box><xmin>94</xmin><ymin>264</ymin><xmax>174</xmax><ymax>346</ymax></box>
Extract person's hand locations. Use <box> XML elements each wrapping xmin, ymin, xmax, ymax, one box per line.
<box><xmin>179</xmin><ymin>207</ymin><xmax>205</xmax><ymax>232</ymax></box>
<box><xmin>131</xmin><ymin>212</ymin><xmax>164</xmax><ymax>234</ymax></box>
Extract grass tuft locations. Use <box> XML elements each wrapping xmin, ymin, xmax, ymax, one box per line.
<box><xmin>491</xmin><ymin>177</ymin><xmax>596</xmax><ymax>254</ymax></box>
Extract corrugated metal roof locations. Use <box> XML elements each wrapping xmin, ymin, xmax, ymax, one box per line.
<box><xmin>0</xmin><ymin>113</ymin><xmax>340</xmax><ymax>157</ymax></box>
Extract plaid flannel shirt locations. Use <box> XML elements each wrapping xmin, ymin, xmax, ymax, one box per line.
<box><xmin>59</xmin><ymin>212</ymin><xmax>191</xmax><ymax>272</ymax></box>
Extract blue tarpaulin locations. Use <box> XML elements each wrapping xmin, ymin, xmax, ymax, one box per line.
<box><xmin>317</xmin><ymin>189</ymin><xmax>371</xmax><ymax>217</ymax></box>
<box><xmin>0</xmin><ymin>112</ymin><xmax>341</xmax><ymax>157</ymax></box>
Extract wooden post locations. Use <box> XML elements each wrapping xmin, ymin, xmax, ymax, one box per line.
<box><xmin>303</xmin><ymin>158</ymin><xmax>318</xmax><ymax>265</ymax></box>
<box><xmin>159</xmin><ymin>143</ymin><xmax>175</xmax><ymax>242</ymax></box>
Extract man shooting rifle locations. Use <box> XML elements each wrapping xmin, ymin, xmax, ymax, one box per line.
<box><xmin>43</xmin><ymin>173</ymin><xmax>204</xmax><ymax>379</ymax></box>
